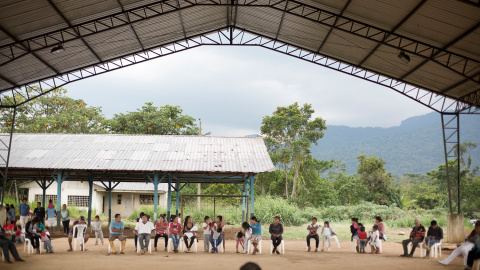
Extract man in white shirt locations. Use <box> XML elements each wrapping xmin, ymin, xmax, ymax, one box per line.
<box><xmin>134</xmin><ymin>215</ymin><xmax>155</xmax><ymax>254</ymax></box>
<box><xmin>307</xmin><ymin>217</ymin><xmax>320</xmax><ymax>252</ymax></box>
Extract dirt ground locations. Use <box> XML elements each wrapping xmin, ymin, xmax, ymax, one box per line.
<box><xmin>4</xmin><ymin>238</ymin><xmax>468</xmax><ymax>270</ymax></box>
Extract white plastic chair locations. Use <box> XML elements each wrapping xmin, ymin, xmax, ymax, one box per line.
<box><xmin>24</xmin><ymin>235</ymin><xmax>42</xmax><ymax>254</ymax></box>
<box><xmin>270</xmin><ymin>239</ymin><xmax>285</xmax><ymax>254</ymax></box>
<box><xmin>73</xmin><ymin>224</ymin><xmax>87</xmax><ymax>251</ymax></box>
<box><xmin>407</xmin><ymin>241</ymin><xmax>424</xmax><ymax>257</ymax></box>
<box><xmin>430</xmin><ymin>242</ymin><xmax>442</xmax><ymax>258</ymax></box>
<box><xmin>352</xmin><ymin>238</ymin><xmax>358</xmax><ymax>252</ymax></box>
<box><xmin>248</xmin><ymin>238</ymin><xmax>262</xmax><ymax>254</ymax></box>
<box><xmin>168</xmin><ymin>236</ymin><xmax>183</xmax><ymax>252</ymax></box>
<box><xmin>331</xmin><ymin>235</ymin><xmax>341</xmax><ymax>248</ymax></box>
<box><xmin>180</xmin><ymin>235</ymin><xmax>198</xmax><ymax>253</ymax></box>
<box><xmin>108</xmin><ymin>239</ymin><xmax>121</xmax><ymax>253</ymax></box>
<box><xmin>136</xmin><ymin>237</ymin><xmax>152</xmax><ymax>254</ymax></box>
<box><xmin>208</xmin><ymin>237</ymin><xmax>224</xmax><ymax>253</ymax></box>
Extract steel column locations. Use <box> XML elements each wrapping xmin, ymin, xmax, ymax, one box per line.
<box><xmin>153</xmin><ymin>172</ymin><xmax>159</xmax><ymax>224</ymax></box>
<box><xmin>55</xmin><ymin>170</ymin><xmax>63</xmax><ymax>230</ymax></box>
<box><xmin>175</xmin><ymin>179</ymin><xmax>179</xmax><ymax>216</ymax></box>
<box><xmin>167</xmin><ymin>174</ymin><xmax>172</xmax><ymax>220</ymax></box>
<box><xmin>108</xmin><ymin>179</ymin><xmax>112</xmax><ymax>224</ymax></box>
<box><xmin>87</xmin><ymin>175</ymin><xmax>93</xmax><ymax>226</ymax></box>
<box><xmin>42</xmin><ymin>177</ymin><xmax>46</xmax><ymax>208</ymax></box>
<box><xmin>250</xmin><ymin>174</ymin><xmax>255</xmax><ymax>217</ymax></box>
<box><xmin>441</xmin><ymin>113</ymin><xmax>461</xmax><ymax>214</ymax></box>
<box><xmin>242</xmin><ymin>180</ymin><xmax>246</xmax><ymax>222</ymax></box>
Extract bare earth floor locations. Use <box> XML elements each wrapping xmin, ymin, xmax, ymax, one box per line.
<box><xmin>6</xmin><ymin>238</ymin><xmax>467</xmax><ymax>270</ymax></box>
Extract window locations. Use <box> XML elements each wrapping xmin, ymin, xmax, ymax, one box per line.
<box><xmin>67</xmin><ymin>196</ymin><xmax>89</xmax><ymax>207</ymax></box>
<box><xmin>117</xmin><ymin>194</ymin><xmax>122</xmax><ymax>205</ymax></box>
<box><xmin>34</xmin><ymin>194</ymin><xmax>57</xmax><ymax>204</ymax></box>
<box><xmin>139</xmin><ymin>194</ymin><xmax>160</xmax><ymax>205</ymax></box>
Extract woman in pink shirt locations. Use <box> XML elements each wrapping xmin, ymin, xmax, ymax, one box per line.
<box><xmin>375</xmin><ymin>216</ymin><xmax>387</xmax><ymax>241</ymax></box>
<box><xmin>154</xmin><ymin>216</ymin><xmax>169</xmax><ymax>251</ymax></box>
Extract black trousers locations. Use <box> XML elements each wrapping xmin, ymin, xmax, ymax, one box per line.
<box><xmin>27</xmin><ymin>234</ymin><xmax>40</xmax><ymax>249</ymax></box>
<box><xmin>271</xmin><ymin>235</ymin><xmax>283</xmax><ymax>250</ymax></box>
<box><xmin>402</xmin><ymin>238</ymin><xmax>423</xmax><ymax>255</ymax></box>
<box><xmin>62</xmin><ymin>220</ymin><xmax>70</xmax><ymax>234</ymax></box>
<box><xmin>154</xmin><ymin>234</ymin><xmax>168</xmax><ymax>248</ymax></box>
<box><xmin>466</xmin><ymin>249</ymin><xmax>480</xmax><ymax>268</ymax></box>
<box><xmin>0</xmin><ymin>238</ymin><xmax>21</xmax><ymax>261</ymax></box>
<box><xmin>184</xmin><ymin>236</ymin><xmax>197</xmax><ymax>248</ymax></box>
<box><xmin>134</xmin><ymin>235</ymin><xmax>138</xmax><ymax>247</ymax></box>
<box><xmin>306</xmin><ymin>234</ymin><xmax>319</xmax><ymax>248</ymax></box>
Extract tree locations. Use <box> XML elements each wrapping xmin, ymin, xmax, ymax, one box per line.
<box><xmin>0</xmin><ymin>87</ymin><xmax>106</xmax><ymax>134</ymax></box>
<box><xmin>261</xmin><ymin>103</ymin><xmax>326</xmax><ymax>198</ymax></box>
<box><xmin>106</xmin><ymin>103</ymin><xmax>201</xmax><ymax>135</ymax></box>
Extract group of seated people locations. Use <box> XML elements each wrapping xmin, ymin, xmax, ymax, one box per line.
<box><xmin>350</xmin><ymin>216</ymin><xmax>385</xmax><ymax>254</ymax></box>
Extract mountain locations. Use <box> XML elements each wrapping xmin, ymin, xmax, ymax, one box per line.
<box><xmin>311</xmin><ymin>112</ymin><xmax>480</xmax><ymax>175</ymax></box>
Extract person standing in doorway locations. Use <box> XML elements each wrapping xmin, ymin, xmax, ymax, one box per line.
<box><xmin>18</xmin><ymin>199</ymin><xmax>30</xmax><ymax>229</ymax></box>
<box><xmin>60</xmin><ymin>204</ymin><xmax>70</xmax><ymax>236</ymax></box>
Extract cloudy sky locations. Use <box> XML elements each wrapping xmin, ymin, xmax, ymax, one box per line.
<box><xmin>66</xmin><ymin>45</ymin><xmax>433</xmax><ymax>136</ymax></box>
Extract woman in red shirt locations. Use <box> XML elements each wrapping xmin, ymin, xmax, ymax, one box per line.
<box><xmin>3</xmin><ymin>219</ymin><xmax>15</xmax><ymax>241</ymax></box>
<box><xmin>154</xmin><ymin>216</ymin><xmax>169</xmax><ymax>251</ymax></box>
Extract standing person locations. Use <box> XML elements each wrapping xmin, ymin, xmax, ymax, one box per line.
<box><xmin>109</xmin><ymin>214</ymin><xmax>126</xmax><ymax>254</ymax></box>
<box><xmin>183</xmin><ymin>216</ymin><xmax>197</xmax><ymax>252</ymax></box>
<box><xmin>178</xmin><ymin>213</ymin><xmax>182</xmax><ymax>225</ymax></box>
<box><xmin>400</xmin><ymin>219</ymin><xmax>426</xmax><ymax>257</ymax></box>
<box><xmin>67</xmin><ymin>216</ymin><xmax>89</xmax><ymax>251</ymax></box>
<box><xmin>358</xmin><ymin>227</ymin><xmax>367</xmax><ymax>253</ymax></box>
<box><xmin>92</xmin><ymin>215</ymin><xmax>104</xmax><ymax>245</ymax></box>
<box><xmin>250</xmin><ymin>216</ymin><xmax>262</xmax><ymax>255</ymax></box>
<box><xmin>209</xmin><ymin>216</ymin><xmax>224</xmax><ymax>253</ymax></box>
<box><xmin>202</xmin><ymin>216</ymin><xmax>212</xmax><ymax>252</ymax></box>
<box><xmin>269</xmin><ymin>216</ymin><xmax>283</xmax><ymax>255</ymax></box>
<box><xmin>350</xmin><ymin>218</ymin><xmax>363</xmax><ymax>253</ymax></box>
<box><xmin>9</xmin><ymin>204</ymin><xmax>16</xmax><ymax>227</ymax></box>
<box><xmin>168</xmin><ymin>215</ymin><xmax>182</xmax><ymax>253</ymax></box>
<box><xmin>369</xmin><ymin>225</ymin><xmax>381</xmax><ymax>254</ymax></box>
<box><xmin>154</xmin><ymin>216</ymin><xmax>168</xmax><ymax>252</ymax></box>
<box><xmin>306</xmin><ymin>217</ymin><xmax>320</xmax><ymax>252</ymax></box>
<box><xmin>241</xmin><ymin>222</ymin><xmax>252</xmax><ymax>254</ymax></box>
<box><xmin>33</xmin><ymin>202</ymin><xmax>46</xmax><ymax>225</ymax></box>
<box><xmin>3</xmin><ymin>219</ymin><xmax>15</xmax><ymax>241</ymax></box>
<box><xmin>0</xmin><ymin>226</ymin><xmax>25</xmax><ymax>263</ymax></box>
<box><xmin>18</xmin><ymin>199</ymin><xmax>30</xmax><ymax>229</ymax></box>
<box><xmin>375</xmin><ymin>216</ymin><xmax>387</xmax><ymax>241</ymax></box>
<box><xmin>424</xmin><ymin>220</ymin><xmax>443</xmax><ymax>259</ymax></box>
<box><xmin>438</xmin><ymin>220</ymin><xmax>480</xmax><ymax>266</ymax></box>
<box><xmin>321</xmin><ymin>221</ymin><xmax>336</xmax><ymax>252</ymax></box>
<box><xmin>60</xmin><ymin>204</ymin><xmax>70</xmax><ymax>235</ymax></box>
<box><xmin>235</xmin><ymin>231</ymin><xmax>245</xmax><ymax>253</ymax></box>
<box><xmin>46</xmin><ymin>200</ymin><xmax>56</xmax><ymax>234</ymax></box>
<box><xmin>25</xmin><ymin>216</ymin><xmax>42</xmax><ymax>254</ymax></box>
<box><xmin>134</xmin><ymin>214</ymin><xmax>155</xmax><ymax>254</ymax></box>
<box><xmin>465</xmin><ymin>223</ymin><xmax>480</xmax><ymax>270</ymax></box>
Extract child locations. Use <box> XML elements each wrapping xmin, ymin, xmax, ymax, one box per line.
<box><xmin>92</xmin><ymin>215</ymin><xmax>104</xmax><ymax>245</ymax></box>
<box><xmin>41</xmin><ymin>230</ymin><xmax>53</xmax><ymax>253</ymax></box>
<box><xmin>210</xmin><ymin>216</ymin><xmax>224</xmax><ymax>253</ymax></box>
<box><xmin>235</xmin><ymin>231</ymin><xmax>245</xmax><ymax>253</ymax></box>
<box><xmin>321</xmin><ymin>221</ymin><xmax>336</xmax><ymax>252</ymax></box>
<box><xmin>369</xmin><ymin>225</ymin><xmax>380</xmax><ymax>254</ymax></box>
<box><xmin>358</xmin><ymin>226</ymin><xmax>367</xmax><ymax>253</ymax></box>
<box><xmin>241</xmin><ymin>222</ymin><xmax>252</xmax><ymax>254</ymax></box>
<box><xmin>15</xmin><ymin>225</ymin><xmax>24</xmax><ymax>244</ymax></box>
<box><xmin>202</xmin><ymin>216</ymin><xmax>212</xmax><ymax>252</ymax></box>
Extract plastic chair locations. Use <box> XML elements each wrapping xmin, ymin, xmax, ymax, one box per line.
<box><xmin>108</xmin><ymin>239</ymin><xmax>121</xmax><ymax>253</ymax></box>
<box><xmin>331</xmin><ymin>235</ymin><xmax>341</xmax><ymax>248</ymax></box>
<box><xmin>168</xmin><ymin>236</ymin><xmax>183</xmax><ymax>252</ymax></box>
<box><xmin>430</xmin><ymin>242</ymin><xmax>442</xmax><ymax>258</ymax></box>
<box><xmin>407</xmin><ymin>241</ymin><xmax>424</xmax><ymax>257</ymax></box>
<box><xmin>136</xmin><ymin>237</ymin><xmax>152</xmax><ymax>254</ymax></box>
<box><xmin>180</xmin><ymin>236</ymin><xmax>198</xmax><ymax>253</ymax></box>
<box><xmin>476</xmin><ymin>260</ymin><xmax>480</xmax><ymax>270</ymax></box>
<box><xmin>248</xmin><ymin>238</ymin><xmax>262</xmax><ymax>254</ymax></box>
<box><xmin>24</xmin><ymin>237</ymin><xmax>42</xmax><ymax>254</ymax></box>
<box><xmin>270</xmin><ymin>239</ymin><xmax>285</xmax><ymax>254</ymax></box>
<box><xmin>73</xmin><ymin>224</ymin><xmax>87</xmax><ymax>251</ymax></box>
<box><xmin>352</xmin><ymin>239</ymin><xmax>357</xmax><ymax>252</ymax></box>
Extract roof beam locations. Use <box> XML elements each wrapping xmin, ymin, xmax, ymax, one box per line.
<box><xmin>441</xmin><ymin>69</ymin><xmax>480</xmax><ymax>94</ymax></box>
<box><xmin>0</xmin><ymin>26</ymin><xmax>60</xmax><ymax>75</ymax></box>
<box><xmin>274</xmin><ymin>0</ymin><xmax>289</xmax><ymax>41</ymax></box>
<box><xmin>316</xmin><ymin>0</ymin><xmax>352</xmax><ymax>53</ymax></box>
<box><xmin>175</xmin><ymin>0</ymin><xmax>189</xmax><ymax>41</ymax></box>
<box><xmin>0</xmin><ymin>74</ymin><xmax>17</xmax><ymax>88</ymax></box>
<box><xmin>358</xmin><ymin>0</ymin><xmax>426</xmax><ymax>66</ymax></box>
<box><xmin>46</xmin><ymin>0</ymin><xmax>103</xmax><ymax>62</ymax></box>
<box><xmin>399</xmin><ymin>21</ymin><xmax>480</xmax><ymax>81</ymax></box>
<box><xmin>115</xmin><ymin>0</ymin><xmax>145</xmax><ymax>51</ymax></box>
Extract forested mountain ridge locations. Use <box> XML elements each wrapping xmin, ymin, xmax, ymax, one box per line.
<box><xmin>311</xmin><ymin>112</ymin><xmax>480</xmax><ymax>175</ymax></box>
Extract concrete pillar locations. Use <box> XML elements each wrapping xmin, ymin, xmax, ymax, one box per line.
<box><xmin>0</xmin><ymin>208</ymin><xmax>6</xmax><ymax>227</ymax></box>
<box><xmin>56</xmin><ymin>170</ymin><xmax>63</xmax><ymax>231</ymax></box>
<box><xmin>447</xmin><ymin>214</ymin><xmax>464</xmax><ymax>244</ymax></box>
<box><xmin>87</xmin><ymin>175</ymin><xmax>93</xmax><ymax>227</ymax></box>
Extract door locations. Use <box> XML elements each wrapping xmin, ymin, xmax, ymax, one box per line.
<box><xmin>125</xmin><ymin>195</ymin><xmax>132</xmax><ymax>216</ymax></box>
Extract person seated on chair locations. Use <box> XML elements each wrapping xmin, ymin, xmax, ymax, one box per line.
<box><xmin>306</xmin><ymin>217</ymin><xmax>320</xmax><ymax>252</ymax></box>
<box><xmin>465</xmin><ymin>223</ymin><xmax>480</xmax><ymax>270</ymax></box>
<box><xmin>67</xmin><ymin>216</ymin><xmax>89</xmax><ymax>252</ymax></box>
<box><xmin>183</xmin><ymin>215</ymin><xmax>197</xmax><ymax>253</ymax></box>
<box><xmin>209</xmin><ymin>216</ymin><xmax>224</xmax><ymax>253</ymax></box>
<box><xmin>424</xmin><ymin>220</ymin><xmax>443</xmax><ymax>259</ymax></box>
<box><xmin>0</xmin><ymin>226</ymin><xmax>25</xmax><ymax>264</ymax></box>
<box><xmin>321</xmin><ymin>221</ymin><xmax>336</xmax><ymax>252</ymax></box>
<box><xmin>15</xmin><ymin>225</ymin><xmax>24</xmax><ymax>244</ymax></box>
<box><xmin>25</xmin><ymin>215</ymin><xmax>42</xmax><ymax>254</ymax></box>
<box><xmin>134</xmin><ymin>214</ymin><xmax>155</xmax><ymax>254</ymax></box>
<box><xmin>269</xmin><ymin>216</ymin><xmax>283</xmax><ymax>255</ymax></box>
<box><xmin>109</xmin><ymin>214</ymin><xmax>126</xmax><ymax>254</ymax></box>
<box><xmin>438</xmin><ymin>220</ymin><xmax>480</xmax><ymax>266</ymax></box>
<box><xmin>134</xmin><ymin>212</ymin><xmax>145</xmax><ymax>251</ymax></box>
<box><xmin>154</xmin><ymin>216</ymin><xmax>169</xmax><ymax>252</ymax></box>
<box><xmin>169</xmin><ymin>215</ymin><xmax>182</xmax><ymax>253</ymax></box>
<box><xmin>242</xmin><ymin>222</ymin><xmax>252</xmax><ymax>254</ymax></box>
<box><xmin>3</xmin><ymin>219</ymin><xmax>15</xmax><ymax>242</ymax></box>
<box><xmin>401</xmin><ymin>219</ymin><xmax>426</xmax><ymax>257</ymax></box>
<box><xmin>250</xmin><ymin>216</ymin><xmax>262</xmax><ymax>255</ymax></box>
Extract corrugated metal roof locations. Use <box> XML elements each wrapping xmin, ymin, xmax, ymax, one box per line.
<box><xmin>6</xmin><ymin>133</ymin><xmax>275</xmax><ymax>173</ymax></box>
<box><xmin>93</xmin><ymin>181</ymin><xmax>169</xmax><ymax>192</ymax></box>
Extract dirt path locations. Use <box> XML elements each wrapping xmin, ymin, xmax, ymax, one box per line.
<box><xmin>6</xmin><ymin>238</ymin><xmax>466</xmax><ymax>270</ymax></box>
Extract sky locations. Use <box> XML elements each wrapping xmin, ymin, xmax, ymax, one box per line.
<box><xmin>66</xmin><ymin>45</ymin><xmax>433</xmax><ymax>136</ymax></box>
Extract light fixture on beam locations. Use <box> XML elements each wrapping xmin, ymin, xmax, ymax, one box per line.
<box><xmin>51</xmin><ymin>44</ymin><xmax>65</xmax><ymax>54</ymax></box>
<box><xmin>397</xmin><ymin>51</ymin><xmax>410</xmax><ymax>64</ymax></box>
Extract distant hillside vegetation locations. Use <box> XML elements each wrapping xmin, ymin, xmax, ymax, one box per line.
<box><xmin>311</xmin><ymin>112</ymin><xmax>480</xmax><ymax>175</ymax></box>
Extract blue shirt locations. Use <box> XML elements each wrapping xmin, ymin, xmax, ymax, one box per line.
<box><xmin>9</xmin><ymin>208</ymin><xmax>15</xmax><ymax>221</ymax></box>
<box><xmin>110</xmin><ymin>221</ymin><xmax>124</xmax><ymax>235</ymax></box>
<box><xmin>251</xmin><ymin>222</ymin><xmax>262</xmax><ymax>235</ymax></box>
<box><xmin>46</xmin><ymin>207</ymin><xmax>56</xmax><ymax>218</ymax></box>
<box><xmin>19</xmin><ymin>204</ymin><xmax>30</xmax><ymax>216</ymax></box>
